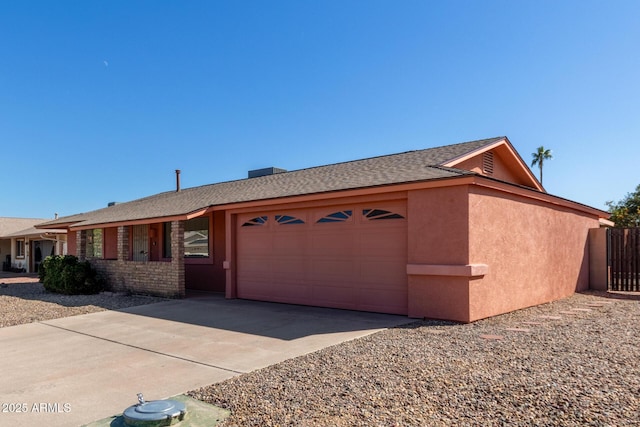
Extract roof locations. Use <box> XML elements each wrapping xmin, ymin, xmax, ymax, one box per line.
<box><xmin>0</xmin><ymin>217</ymin><xmax>54</xmax><ymax>238</ymax></box>
<box><xmin>2</xmin><ymin>225</ymin><xmax>66</xmax><ymax>239</ymax></box>
<box><xmin>37</xmin><ymin>137</ymin><xmax>518</xmax><ymax>229</ymax></box>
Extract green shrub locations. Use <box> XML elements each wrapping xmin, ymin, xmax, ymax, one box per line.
<box><xmin>40</xmin><ymin>255</ymin><xmax>103</xmax><ymax>295</ymax></box>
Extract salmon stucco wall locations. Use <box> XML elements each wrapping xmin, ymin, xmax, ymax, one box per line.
<box><xmin>67</xmin><ymin>230</ymin><xmax>77</xmax><ymax>255</ymax></box>
<box><xmin>467</xmin><ymin>186</ymin><xmax>598</xmax><ymax>321</ymax></box>
<box><xmin>407</xmin><ymin>186</ymin><xmax>473</xmax><ymax>321</ymax></box>
<box><xmin>588</xmin><ymin>228</ymin><xmax>608</xmax><ymax>291</ymax></box>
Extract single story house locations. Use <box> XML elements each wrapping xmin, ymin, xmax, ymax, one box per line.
<box><xmin>0</xmin><ymin>217</ymin><xmax>67</xmax><ymax>273</ymax></box>
<box><xmin>37</xmin><ymin>137</ymin><xmax>609</xmax><ymax>322</ymax></box>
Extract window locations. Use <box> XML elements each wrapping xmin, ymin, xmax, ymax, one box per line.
<box><xmin>363</xmin><ymin>209</ymin><xmax>405</xmax><ymax>220</ymax></box>
<box><xmin>15</xmin><ymin>239</ymin><xmax>25</xmax><ymax>258</ymax></box>
<box><xmin>87</xmin><ymin>229</ymin><xmax>103</xmax><ymax>258</ymax></box>
<box><xmin>317</xmin><ymin>210</ymin><xmax>352</xmax><ymax>223</ymax></box>
<box><xmin>162</xmin><ymin>222</ymin><xmax>172</xmax><ymax>259</ymax></box>
<box><xmin>241</xmin><ymin>216</ymin><xmax>268</xmax><ymax>227</ymax></box>
<box><xmin>185</xmin><ymin>217</ymin><xmax>209</xmax><ymax>258</ymax></box>
<box><xmin>275</xmin><ymin>215</ymin><xmax>304</xmax><ymax>225</ymax></box>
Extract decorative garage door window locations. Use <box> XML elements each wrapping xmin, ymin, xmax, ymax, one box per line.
<box><xmin>275</xmin><ymin>215</ymin><xmax>304</xmax><ymax>225</ymax></box>
<box><xmin>317</xmin><ymin>210</ymin><xmax>353</xmax><ymax>223</ymax></box>
<box><xmin>236</xmin><ymin>201</ymin><xmax>408</xmax><ymax>315</ymax></box>
<box><xmin>363</xmin><ymin>209</ymin><xmax>405</xmax><ymax>220</ymax></box>
<box><xmin>241</xmin><ymin>216</ymin><xmax>268</xmax><ymax>227</ymax></box>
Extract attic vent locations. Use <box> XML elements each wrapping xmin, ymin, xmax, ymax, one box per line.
<box><xmin>482</xmin><ymin>152</ymin><xmax>494</xmax><ymax>175</ymax></box>
<box><xmin>248</xmin><ymin>167</ymin><xmax>287</xmax><ymax>178</ymax></box>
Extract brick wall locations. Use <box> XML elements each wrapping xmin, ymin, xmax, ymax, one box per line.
<box><xmin>88</xmin><ymin>221</ymin><xmax>186</xmax><ymax>298</ymax></box>
<box><xmin>92</xmin><ymin>258</ymin><xmax>184</xmax><ymax>297</ymax></box>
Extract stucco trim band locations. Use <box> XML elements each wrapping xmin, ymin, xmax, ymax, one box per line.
<box><xmin>406</xmin><ymin>263</ymin><xmax>489</xmax><ymax>278</ymax></box>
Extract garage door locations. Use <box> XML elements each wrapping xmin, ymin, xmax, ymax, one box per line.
<box><xmin>236</xmin><ymin>201</ymin><xmax>408</xmax><ymax>314</ymax></box>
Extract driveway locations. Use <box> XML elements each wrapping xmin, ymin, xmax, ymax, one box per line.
<box><xmin>0</xmin><ymin>293</ymin><xmax>410</xmax><ymax>426</ymax></box>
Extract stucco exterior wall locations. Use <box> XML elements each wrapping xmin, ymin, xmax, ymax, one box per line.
<box><xmin>406</xmin><ymin>183</ymin><xmax>601</xmax><ymax>322</ymax></box>
<box><xmin>407</xmin><ymin>186</ymin><xmax>473</xmax><ymax>321</ymax></box>
<box><xmin>0</xmin><ymin>240</ymin><xmax>10</xmax><ymax>262</ymax></box>
<box><xmin>466</xmin><ymin>186</ymin><xmax>598</xmax><ymax>321</ymax></box>
<box><xmin>408</xmin><ymin>186</ymin><xmax>469</xmax><ymax>265</ymax></box>
<box><xmin>588</xmin><ymin>227</ymin><xmax>608</xmax><ymax>291</ymax></box>
<box><xmin>67</xmin><ymin>230</ymin><xmax>77</xmax><ymax>255</ymax></box>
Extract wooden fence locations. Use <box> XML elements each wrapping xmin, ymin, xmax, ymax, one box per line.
<box><xmin>608</xmin><ymin>227</ymin><xmax>640</xmax><ymax>291</ymax></box>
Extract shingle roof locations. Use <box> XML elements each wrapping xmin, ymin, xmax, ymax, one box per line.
<box><xmin>38</xmin><ymin>137</ymin><xmax>505</xmax><ymax>229</ymax></box>
<box><xmin>0</xmin><ymin>217</ymin><xmax>52</xmax><ymax>238</ymax></box>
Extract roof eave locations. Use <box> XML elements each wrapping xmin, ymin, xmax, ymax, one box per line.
<box><xmin>68</xmin><ymin>208</ymin><xmax>210</xmax><ymax>231</ymax></box>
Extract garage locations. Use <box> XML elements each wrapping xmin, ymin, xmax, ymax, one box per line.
<box><xmin>236</xmin><ymin>201</ymin><xmax>408</xmax><ymax>315</ymax></box>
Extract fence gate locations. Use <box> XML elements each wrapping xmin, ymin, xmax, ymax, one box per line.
<box><xmin>608</xmin><ymin>228</ymin><xmax>640</xmax><ymax>291</ymax></box>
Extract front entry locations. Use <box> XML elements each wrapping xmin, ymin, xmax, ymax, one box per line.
<box><xmin>31</xmin><ymin>240</ymin><xmax>55</xmax><ymax>273</ymax></box>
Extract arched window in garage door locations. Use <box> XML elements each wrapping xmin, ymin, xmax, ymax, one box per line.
<box><xmin>317</xmin><ymin>210</ymin><xmax>353</xmax><ymax>223</ymax></box>
<box><xmin>362</xmin><ymin>209</ymin><xmax>405</xmax><ymax>220</ymax></box>
<box><xmin>241</xmin><ymin>216</ymin><xmax>268</xmax><ymax>227</ymax></box>
<box><xmin>275</xmin><ymin>215</ymin><xmax>305</xmax><ymax>225</ymax></box>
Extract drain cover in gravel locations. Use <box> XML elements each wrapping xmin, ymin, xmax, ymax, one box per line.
<box><xmin>504</xmin><ymin>328</ymin><xmax>531</xmax><ymax>332</ymax></box>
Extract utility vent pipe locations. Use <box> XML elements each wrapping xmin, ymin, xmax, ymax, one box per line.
<box><xmin>175</xmin><ymin>169</ymin><xmax>181</xmax><ymax>192</ymax></box>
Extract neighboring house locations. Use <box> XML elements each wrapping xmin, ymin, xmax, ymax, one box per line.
<box><xmin>0</xmin><ymin>217</ymin><xmax>67</xmax><ymax>273</ymax></box>
<box><xmin>37</xmin><ymin>137</ymin><xmax>609</xmax><ymax>322</ymax></box>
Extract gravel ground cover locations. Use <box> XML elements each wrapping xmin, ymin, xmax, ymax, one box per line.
<box><xmin>0</xmin><ymin>276</ymin><xmax>165</xmax><ymax>328</ymax></box>
<box><xmin>189</xmin><ymin>291</ymin><xmax>640</xmax><ymax>427</ymax></box>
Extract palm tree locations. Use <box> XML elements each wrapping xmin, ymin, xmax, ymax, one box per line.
<box><xmin>531</xmin><ymin>146</ymin><xmax>552</xmax><ymax>185</ymax></box>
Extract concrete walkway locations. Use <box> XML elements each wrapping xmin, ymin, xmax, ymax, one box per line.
<box><xmin>0</xmin><ymin>294</ymin><xmax>410</xmax><ymax>426</ymax></box>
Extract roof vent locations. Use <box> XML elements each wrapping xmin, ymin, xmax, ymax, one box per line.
<box><xmin>108</xmin><ymin>202</ymin><xmax>118</xmax><ymax>207</ymax></box>
<box><xmin>482</xmin><ymin>152</ymin><xmax>494</xmax><ymax>175</ymax></box>
<box><xmin>248</xmin><ymin>167</ymin><xmax>287</xmax><ymax>179</ymax></box>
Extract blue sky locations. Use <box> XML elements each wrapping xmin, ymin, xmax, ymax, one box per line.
<box><xmin>1</xmin><ymin>1</ymin><xmax>639</xmax><ymax>219</ymax></box>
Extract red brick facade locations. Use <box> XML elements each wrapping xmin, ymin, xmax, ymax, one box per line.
<box><xmin>81</xmin><ymin>221</ymin><xmax>185</xmax><ymax>298</ymax></box>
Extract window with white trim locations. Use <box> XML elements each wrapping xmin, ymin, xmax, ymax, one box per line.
<box><xmin>15</xmin><ymin>239</ymin><xmax>25</xmax><ymax>258</ymax></box>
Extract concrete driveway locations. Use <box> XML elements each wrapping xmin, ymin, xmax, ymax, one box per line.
<box><xmin>0</xmin><ymin>293</ymin><xmax>409</xmax><ymax>426</ymax></box>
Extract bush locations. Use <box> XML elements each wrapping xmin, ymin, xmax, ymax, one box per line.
<box><xmin>39</xmin><ymin>255</ymin><xmax>103</xmax><ymax>295</ymax></box>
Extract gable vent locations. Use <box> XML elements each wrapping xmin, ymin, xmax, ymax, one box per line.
<box><xmin>482</xmin><ymin>151</ymin><xmax>494</xmax><ymax>175</ymax></box>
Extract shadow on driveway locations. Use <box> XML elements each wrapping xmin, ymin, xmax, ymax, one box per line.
<box><xmin>115</xmin><ymin>291</ymin><xmax>411</xmax><ymax>341</ymax></box>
